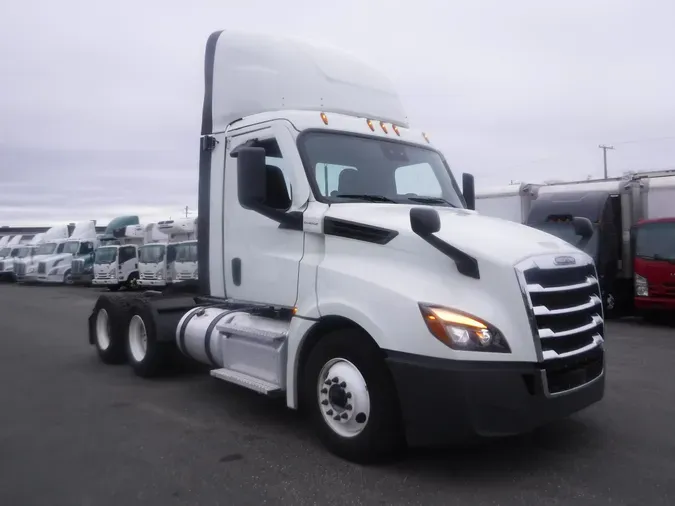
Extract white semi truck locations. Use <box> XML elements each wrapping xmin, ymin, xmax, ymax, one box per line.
<box><xmin>92</xmin><ymin>224</ymin><xmax>145</xmax><ymax>291</ymax></box>
<box><xmin>36</xmin><ymin>221</ymin><xmax>98</xmax><ymax>284</ymax></box>
<box><xmin>138</xmin><ymin>218</ymin><xmax>197</xmax><ymax>288</ymax></box>
<box><xmin>14</xmin><ymin>226</ymin><xmax>70</xmax><ymax>283</ymax></box>
<box><xmin>87</xmin><ymin>31</ymin><xmax>605</xmax><ymax>463</ymax></box>
<box><xmin>0</xmin><ymin>235</ymin><xmax>27</xmax><ymax>280</ymax></box>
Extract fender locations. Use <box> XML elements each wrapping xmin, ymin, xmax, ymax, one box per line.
<box><xmin>286</xmin><ymin>301</ymin><xmax>386</xmax><ymax>409</ymax></box>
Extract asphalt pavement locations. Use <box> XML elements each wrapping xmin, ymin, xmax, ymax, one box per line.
<box><xmin>0</xmin><ymin>283</ymin><xmax>674</xmax><ymax>506</ymax></box>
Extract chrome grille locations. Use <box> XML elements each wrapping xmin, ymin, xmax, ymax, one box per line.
<box><xmin>517</xmin><ymin>254</ymin><xmax>604</xmax><ymax>363</ymax></box>
<box><xmin>37</xmin><ymin>262</ymin><xmax>46</xmax><ymax>274</ymax></box>
<box><xmin>14</xmin><ymin>262</ymin><xmax>26</xmax><ymax>277</ymax></box>
<box><xmin>72</xmin><ymin>259</ymin><xmax>84</xmax><ymax>274</ymax></box>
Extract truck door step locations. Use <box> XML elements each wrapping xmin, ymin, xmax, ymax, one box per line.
<box><xmin>210</xmin><ymin>367</ymin><xmax>283</xmax><ymax>397</ymax></box>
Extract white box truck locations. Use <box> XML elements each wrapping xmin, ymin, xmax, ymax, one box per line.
<box><xmin>87</xmin><ymin>30</ymin><xmax>605</xmax><ymax>463</ymax></box>
<box><xmin>475</xmin><ymin>183</ymin><xmax>541</xmax><ymax>223</ymax></box>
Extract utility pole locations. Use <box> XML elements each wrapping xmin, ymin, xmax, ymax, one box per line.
<box><xmin>599</xmin><ymin>144</ymin><xmax>615</xmax><ymax>179</ymax></box>
<box><xmin>184</xmin><ymin>206</ymin><xmax>189</xmax><ymax>218</ymax></box>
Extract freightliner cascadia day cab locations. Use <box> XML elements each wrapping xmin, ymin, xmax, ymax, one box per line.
<box><xmin>92</xmin><ymin>224</ymin><xmax>144</xmax><ymax>291</ymax></box>
<box><xmin>88</xmin><ymin>31</ymin><xmax>605</xmax><ymax>463</ymax></box>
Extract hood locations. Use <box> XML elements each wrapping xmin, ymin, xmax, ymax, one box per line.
<box><xmin>324</xmin><ymin>203</ymin><xmax>588</xmax><ymax>266</ymax></box>
<box><xmin>43</xmin><ymin>253</ymin><xmax>74</xmax><ymax>266</ymax></box>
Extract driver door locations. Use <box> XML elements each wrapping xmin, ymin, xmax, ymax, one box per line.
<box><xmin>223</xmin><ymin>121</ymin><xmax>308</xmax><ymax>307</ymax></box>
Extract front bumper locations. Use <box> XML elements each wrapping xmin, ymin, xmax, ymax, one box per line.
<box><xmin>92</xmin><ymin>278</ymin><xmax>119</xmax><ymax>286</ymax></box>
<box><xmin>139</xmin><ymin>279</ymin><xmax>168</xmax><ymax>287</ymax></box>
<box><xmin>385</xmin><ymin>346</ymin><xmax>604</xmax><ymax>447</ymax></box>
<box><xmin>37</xmin><ymin>273</ymin><xmax>65</xmax><ymax>283</ymax></box>
<box><xmin>635</xmin><ymin>296</ymin><xmax>675</xmax><ymax>311</ymax></box>
<box><xmin>72</xmin><ymin>273</ymin><xmax>93</xmax><ymax>284</ymax></box>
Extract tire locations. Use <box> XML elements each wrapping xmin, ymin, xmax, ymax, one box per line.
<box><xmin>63</xmin><ymin>270</ymin><xmax>73</xmax><ymax>285</ymax></box>
<box><xmin>303</xmin><ymin>328</ymin><xmax>404</xmax><ymax>464</ymax></box>
<box><xmin>108</xmin><ymin>285</ymin><xmax>120</xmax><ymax>292</ymax></box>
<box><xmin>91</xmin><ymin>295</ymin><xmax>137</xmax><ymax>364</ymax></box>
<box><xmin>125</xmin><ymin>299</ymin><xmax>173</xmax><ymax>378</ymax></box>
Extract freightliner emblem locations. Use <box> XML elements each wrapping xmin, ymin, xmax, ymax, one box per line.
<box><xmin>554</xmin><ymin>256</ymin><xmax>576</xmax><ymax>266</ymax></box>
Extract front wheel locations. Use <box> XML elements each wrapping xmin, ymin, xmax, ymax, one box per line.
<box><xmin>303</xmin><ymin>329</ymin><xmax>404</xmax><ymax>464</ymax></box>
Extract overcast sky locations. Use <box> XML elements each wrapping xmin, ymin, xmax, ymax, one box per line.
<box><xmin>2</xmin><ymin>0</ymin><xmax>675</xmax><ymax>226</ymax></box>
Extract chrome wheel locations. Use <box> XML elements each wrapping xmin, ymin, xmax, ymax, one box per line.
<box><xmin>95</xmin><ymin>309</ymin><xmax>111</xmax><ymax>351</ymax></box>
<box><xmin>317</xmin><ymin>358</ymin><xmax>371</xmax><ymax>438</ymax></box>
<box><xmin>128</xmin><ymin>315</ymin><xmax>148</xmax><ymax>362</ymax></box>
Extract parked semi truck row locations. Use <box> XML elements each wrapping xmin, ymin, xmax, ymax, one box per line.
<box><xmin>476</xmin><ymin>171</ymin><xmax>675</xmax><ymax>318</ymax></box>
<box><xmin>87</xmin><ymin>30</ymin><xmax>605</xmax><ymax>463</ymax></box>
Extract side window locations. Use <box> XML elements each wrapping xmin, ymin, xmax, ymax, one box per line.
<box><xmin>56</xmin><ymin>243</ymin><xmax>65</xmax><ymax>254</ymax></box>
<box><xmin>315</xmin><ymin>164</ymin><xmax>356</xmax><ymax>197</ymax></box>
<box><xmin>80</xmin><ymin>242</ymin><xmax>94</xmax><ymax>255</ymax></box>
<box><xmin>395</xmin><ymin>163</ymin><xmax>443</xmax><ymax>197</ymax></box>
<box><xmin>260</xmin><ymin>138</ymin><xmax>292</xmax><ymax>210</ymax></box>
<box><xmin>119</xmin><ymin>246</ymin><xmax>135</xmax><ymax>263</ymax></box>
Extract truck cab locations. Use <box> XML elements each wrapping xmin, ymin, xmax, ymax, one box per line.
<box><xmin>526</xmin><ymin>189</ymin><xmax>623</xmax><ymax>315</ymax></box>
<box><xmin>92</xmin><ymin>225</ymin><xmax>143</xmax><ymax>291</ymax></box>
<box><xmin>0</xmin><ymin>236</ymin><xmax>28</xmax><ymax>281</ymax></box>
<box><xmin>173</xmin><ymin>240</ymin><xmax>198</xmax><ymax>282</ymax></box>
<box><xmin>138</xmin><ymin>218</ymin><xmax>196</xmax><ymax>288</ymax></box>
<box><xmin>37</xmin><ymin>221</ymin><xmax>98</xmax><ymax>284</ymax></box>
<box><xmin>15</xmin><ymin>226</ymin><xmax>70</xmax><ymax>283</ymax></box>
<box><xmin>633</xmin><ymin>218</ymin><xmax>675</xmax><ymax>314</ymax></box>
<box><xmin>88</xmin><ymin>30</ymin><xmax>606</xmax><ymax>463</ymax></box>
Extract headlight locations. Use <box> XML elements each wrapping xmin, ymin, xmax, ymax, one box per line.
<box><xmin>419</xmin><ymin>304</ymin><xmax>510</xmax><ymax>353</ymax></box>
<box><xmin>635</xmin><ymin>274</ymin><xmax>648</xmax><ymax>297</ymax></box>
<box><xmin>157</xmin><ymin>271</ymin><xmax>163</xmax><ymax>279</ymax></box>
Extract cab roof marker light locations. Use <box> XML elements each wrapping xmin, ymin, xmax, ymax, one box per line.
<box><xmin>320</xmin><ymin>112</ymin><xmax>328</xmax><ymax>125</ymax></box>
<box><xmin>392</xmin><ymin>124</ymin><xmax>400</xmax><ymax>136</ymax></box>
<box><xmin>422</xmin><ymin>132</ymin><xmax>430</xmax><ymax>143</ymax></box>
<box><xmin>366</xmin><ymin>119</ymin><xmax>375</xmax><ymax>131</ymax></box>
<box><xmin>380</xmin><ymin>121</ymin><xmax>388</xmax><ymax>134</ymax></box>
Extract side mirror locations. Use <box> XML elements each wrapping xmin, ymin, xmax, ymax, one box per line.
<box><xmin>462</xmin><ymin>173</ymin><xmax>475</xmax><ymax>211</ymax></box>
<box><xmin>572</xmin><ymin>216</ymin><xmax>593</xmax><ymax>239</ymax></box>
<box><xmin>410</xmin><ymin>207</ymin><xmax>441</xmax><ymax>236</ymax></box>
<box><xmin>237</xmin><ymin>146</ymin><xmax>267</xmax><ymax>210</ymax></box>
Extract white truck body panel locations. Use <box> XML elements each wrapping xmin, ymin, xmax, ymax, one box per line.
<box><xmin>475</xmin><ymin>183</ymin><xmax>541</xmax><ymax>223</ymax></box>
<box><xmin>641</xmin><ymin>175</ymin><xmax>675</xmax><ymax>220</ymax></box>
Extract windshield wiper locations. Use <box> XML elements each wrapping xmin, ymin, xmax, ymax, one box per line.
<box><xmin>333</xmin><ymin>193</ymin><xmax>396</xmax><ymax>203</ymax></box>
<box><xmin>406</xmin><ymin>196</ymin><xmax>457</xmax><ymax>207</ymax></box>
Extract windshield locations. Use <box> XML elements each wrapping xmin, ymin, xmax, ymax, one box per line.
<box><xmin>139</xmin><ymin>244</ymin><xmax>166</xmax><ymax>263</ymax></box>
<box><xmin>0</xmin><ymin>247</ymin><xmax>10</xmax><ymax>258</ymax></box>
<box><xmin>95</xmin><ymin>247</ymin><xmax>117</xmax><ymax>264</ymax></box>
<box><xmin>35</xmin><ymin>243</ymin><xmax>57</xmax><ymax>256</ymax></box>
<box><xmin>175</xmin><ymin>242</ymin><xmax>198</xmax><ymax>262</ymax></box>
<box><xmin>16</xmin><ymin>247</ymin><xmax>31</xmax><ymax>258</ymax></box>
<box><xmin>532</xmin><ymin>222</ymin><xmax>600</xmax><ymax>257</ymax></box>
<box><xmin>63</xmin><ymin>241</ymin><xmax>80</xmax><ymax>255</ymax></box>
<box><xmin>299</xmin><ymin>132</ymin><xmax>465</xmax><ymax>207</ymax></box>
<box><xmin>636</xmin><ymin>222</ymin><xmax>675</xmax><ymax>261</ymax></box>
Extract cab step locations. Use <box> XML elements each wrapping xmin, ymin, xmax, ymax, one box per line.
<box><xmin>210</xmin><ymin>367</ymin><xmax>283</xmax><ymax>397</ymax></box>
